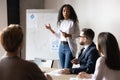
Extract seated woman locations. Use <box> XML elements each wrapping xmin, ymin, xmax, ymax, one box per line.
<box><xmin>77</xmin><ymin>32</ymin><xmax>120</xmax><ymax>80</ymax></box>
<box><xmin>0</xmin><ymin>24</ymin><xmax>52</xmax><ymax>80</ymax></box>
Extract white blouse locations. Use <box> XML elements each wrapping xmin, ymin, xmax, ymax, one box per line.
<box><xmin>92</xmin><ymin>57</ymin><xmax>120</xmax><ymax>80</ymax></box>
<box><xmin>54</xmin><ymin>19</ymin><xmax>80</xmax><ymax>57</ymax></box>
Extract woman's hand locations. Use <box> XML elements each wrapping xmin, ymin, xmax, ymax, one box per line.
<box><xmin>45</xmin><ymin>24</ymin><xmax>51</xmax><ymax>30</ymax></box>
<box><xmin>77</xmin><ymin>72</ymin><xmax>92</xmax><ymax>79</ymax></box>
<box><xmin>45</xmin><ymin>24</ymin><xmax>55</xmax><ymax>34</ymax></box>
<box><xmin>58</xmin><ymin>68</ymin><xmax>70</xmax><ymax>74</ymax></box>
<box><xmin>61</xmin><ymin>32</ymin><xmax>72</xmax><ymax>38</ymax></box>
<box><xmin>44</xmin><ymin>73</ymin><xmax>53</xmax><ymax>80</ymax></box>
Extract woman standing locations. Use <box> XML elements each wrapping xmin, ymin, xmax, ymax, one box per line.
<box><xmin>45</xmin><ymin>4</ymin><xmax>80</xmax><ymax>68</ymax></box>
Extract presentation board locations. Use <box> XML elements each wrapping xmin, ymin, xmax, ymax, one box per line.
<box><xmin>26</xmin><ymin>9</ymin><xmax>59</xmax><ymax>60</ymax></box>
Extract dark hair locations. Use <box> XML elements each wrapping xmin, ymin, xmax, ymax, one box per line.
<box><xmin>0</xmin><ymin>24</ymin><xmax>23</xmax><ymax>52</ymax></box>
<box><xmin>82</xmin><ymin>28</ymin><xmax>95</xmax><ymax>40</ymax></box>
<box><xmin>57</xmin><ymin>4</ymin><xmax>78</xmax><ymax>24</ymax></box>
<box><xmin>98</xmin><ymin>32</ymin><xmax>120</xmax><ymax>70</ymax></box>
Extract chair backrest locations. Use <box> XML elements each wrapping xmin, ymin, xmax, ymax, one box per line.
<box><xmin>34</xmin><ymin>58</ymin><xmax>54</xmax><ymax>68</ymax></box>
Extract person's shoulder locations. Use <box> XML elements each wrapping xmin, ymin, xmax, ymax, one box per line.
<box><xmin>68</xmin><ymin>19</ymin><xmax>75</xmax><ymax>23</ymax></box>
<box><xmin>90</xmin><ymin>42</ymin><xmax>96</xmax><ymax>47</ymax></box>
<box><xmin>10</xmin><ymin>57</ymin><xmax>38</xmax><ymax>68</ymax></box>
<box><xmin>97</xmin><ymin>57</ymin><xmax>105</xmax><ymax>64</ymax></box>
<box><xmin>22</xmin><ymin>59</ymin><xmax>38</xmax><ymax>67</ymax></box>
<box><xmin>21</xmin><ymin>59</ymin><xmax>42</xmax><ymax>71</ymax></box>
<box><xmin>88</xmin><ymin>43</ymin><xmax>97</xmax><ymax>51</ymax></box>
<box><xmin>88</xmin><ymin>43</ymin><xmax>99</xmax><ymax>56</ymax></box>
<box><xmin>90</xmin><ymin>43</ymin><xmax>98</xmax><ymax>52</ymax></box>
<box><xmin>20</xmin><ymin>60</ymin><xmax>47</xmax><ymax>80</ymax></box>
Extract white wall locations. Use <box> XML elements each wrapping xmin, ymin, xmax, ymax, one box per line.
<box><xmin>74</xmin><ymin>0</ymin><xmax>120</xmax><ymax>45</ymax></box>
<box><xmin>44</xmin><ymin>0</ymin><xmax>120</xmax><ymax>46</ymax></box>
<box><xmin>0</xmin><ymin>0</ymin><xmax>7</xmax><ymax>57</ymax></box>
<box><xmin>0</xmin><ymin>0</ymin><xmax>7</xmax><ymax>29</ymax></box>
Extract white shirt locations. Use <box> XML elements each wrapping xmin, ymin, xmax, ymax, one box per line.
<box><xmin>54</xmin><ymin>19</ymin><xmax>80</xmax><ymax>56</ymax></box>
<box><xmin>92</xmin><ymin>57</ymin><xmax>120</xmax><ymax>80</ymax></box>
<box><xmin>82</xmin><ymin>45</ymin><xmax>89</xmax><ymax>54</ymax></box>
<box><xmin>59</xmin><ymin>19</ymin><xmax>72</xmax><ymax>41</ymax></box>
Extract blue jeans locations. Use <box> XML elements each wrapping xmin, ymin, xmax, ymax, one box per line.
<box><xmin>59</xmin><ymin>42</ymin><xmax>74</xmax><ymax>68</ymax></box>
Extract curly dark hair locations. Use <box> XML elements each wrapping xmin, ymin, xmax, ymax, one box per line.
<box><xmin>57</xmin><ymin>4</ymin><xmax>78</xmax><ymax>24</ymax></box>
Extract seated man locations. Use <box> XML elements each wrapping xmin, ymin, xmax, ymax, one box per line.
<box><xmin>0</xmin><ymin>24</ymin><xmax>52</xmax><ymax>80</ymax></box>
<box><xmin>58</xmin><ymin>28</ymin><xmax>100</xmax><ymax>74</ymax></box>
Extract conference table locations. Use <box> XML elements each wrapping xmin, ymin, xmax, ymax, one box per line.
<box><xmin>40</xmin><ymin>67</ymin><xmax>78</xmax><ymax>80</ymax></box>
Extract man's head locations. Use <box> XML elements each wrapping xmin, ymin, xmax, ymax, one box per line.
<box><xmin>0</xmin><ymin>24</ymin><xmax>23</xmax><ymax>52</ymax></box>
<box><xmin>79</xmin><ymin>28</ymin><xmax>94</xmax><ymax>45</ymax></box>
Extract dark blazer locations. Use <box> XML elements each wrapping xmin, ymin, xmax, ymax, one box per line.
<box><xmin>70</xmin><ymin>42</ymin><xmax>100</xmax><ymax>74</ymax></box>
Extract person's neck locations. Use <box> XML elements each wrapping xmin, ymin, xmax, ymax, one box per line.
<box><xmin>64</xmin><ymin>18</ymin><xmax>69</xmax><ymax>20</ymax></box>
<box><xmin>6</xmin><ymin>51</ymin><xmax>19</xmax><ymax>57</ymax></box>
<box><xmin>84</xmin><ymin>42</ymin><xmax>93</xmax><ymax>48</ymax></box>
<box><xmin>85</xmin><ymin>41</ymin><xmax>93</xmax><ymax>45</ymax></box>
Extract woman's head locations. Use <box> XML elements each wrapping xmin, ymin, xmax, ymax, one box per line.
<box><xmin>97</xmin><ymin>32</ymin><xmax>120</xmax><ymax>70</ymax></box>
<box><xmin>0</xmin><ymin>24</ymin><xmax>23</xmax><ymax>52</ymax></box>
<box><xmin>58</xmin><ymin>4</ymin><xmax>78</xmax><ymax>23</ymax></box>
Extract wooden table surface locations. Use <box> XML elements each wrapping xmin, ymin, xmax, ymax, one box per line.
<box><xmin>40</xmin><ymin>67</ymin><xmax>77</xmax><ymax>80</ymax></box>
